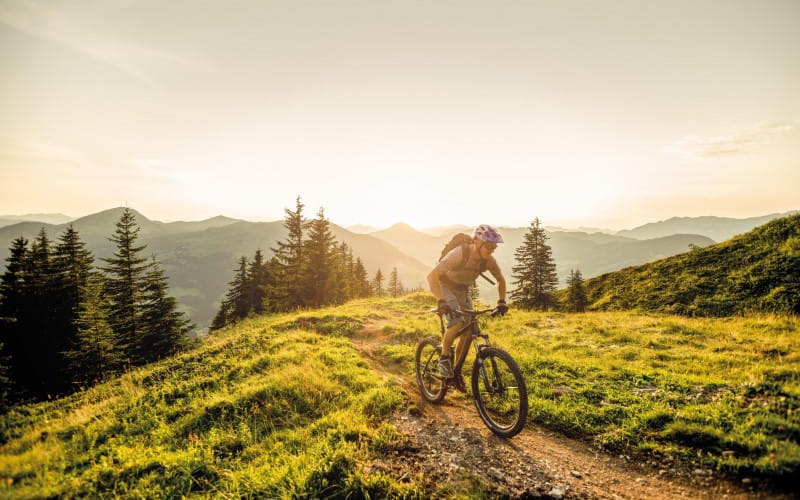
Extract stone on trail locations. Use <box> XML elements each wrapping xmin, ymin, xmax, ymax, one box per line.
<box><xmin>548</xmin><ymin>486</ymin><xmax>565</xmax><ymax>499</ymax></box>
<box><xmin>570</xmin><ymin>470</ymin><xmax>582</xmax><ymax>478</ymax></box>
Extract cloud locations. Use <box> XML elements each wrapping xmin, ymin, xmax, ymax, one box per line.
<box><xmin>0</xmin><ymin>1</ymin><xmax>212</xmax><ymax>85</ymax></box>
<box><xmin>667</xmin><ymin>121</ymin><xmax>797</xmax><ymax>159</ymax></box>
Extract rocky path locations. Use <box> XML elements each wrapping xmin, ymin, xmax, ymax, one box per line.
<box><xmin>352</xmin><ymin>320</ymin><xmax>789</xmax><ymax>499</ymax></box>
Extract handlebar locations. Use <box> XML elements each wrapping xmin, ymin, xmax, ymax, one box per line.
<box><xmin>428</xmin><ymin>307</ymin><xmax>503</xmax><ymax>317</ymax></box>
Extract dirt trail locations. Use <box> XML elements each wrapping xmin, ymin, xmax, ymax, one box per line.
<box><xmin>352</xmin><ymin>320</ymin><xmax>789</xmax><ymax>499</ymax></box>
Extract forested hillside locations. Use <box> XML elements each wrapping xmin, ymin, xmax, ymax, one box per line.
<box><xmin>564</xmin><ymin>214</ymin><xmax>800</xmax><ymax>316</ymax></box>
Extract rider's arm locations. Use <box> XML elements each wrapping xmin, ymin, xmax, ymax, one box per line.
<box><xmin>427</xmin><ymin>268</ymin><xmax>445</xmax><ymax>300</ymax></box>
<box><xmin>428</xmin><ymin>246</ymin><xmax>463</xmax><ymax>301</ymax></box>
<box><xmin>487</xmin><ymin>257</ymin><xmax>507</xmax><ymax>302</ymax></box>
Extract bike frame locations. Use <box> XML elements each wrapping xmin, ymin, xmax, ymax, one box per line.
<box><xmin>433</xmin><ymin>308</ymin><xmax>504</xmax><ymax>393</ymax></box>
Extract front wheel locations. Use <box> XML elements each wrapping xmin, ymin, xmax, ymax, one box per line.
<box><xmin>471</xmin><ymin>347</ymin><xmax>528</xmax><ymax>438</ymax></box>
<box><xmin>415</xmin><ymin>337</ymin><xmax>447</xmax><ymax>403</ymax></box>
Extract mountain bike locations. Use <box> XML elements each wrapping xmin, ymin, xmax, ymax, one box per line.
<box><xmin>415</xmin><ymin>307</ymin><xmax>528</xmax><ymax>438</ymax></box>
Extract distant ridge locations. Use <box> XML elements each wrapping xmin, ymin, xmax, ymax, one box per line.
<box><xmin>617</xmin><ymin>211</ymin><xmax>798</xmax><ymax>242</ymax></box>
<box><xmin>0</xmin><ymin>213</ymin><xmax>74</xmax><ymax>228</ymax></box>
<box><xmin>346</xmin><ymin>224</ymin><xmax>381</xmax><ymax>234</ymax></box>
<box><xmin>560</xmin><ymin>214</ymin><xmax>800</xmax><ymax>316</ymax></box>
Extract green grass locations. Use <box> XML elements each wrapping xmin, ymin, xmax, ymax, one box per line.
<box><xmin>360</xmin><ymin>294</ymin><xmax>800</xmax><ymax>480</ymax></box>
<box><xmin>0</xmin><ymin>301</ymin><xmax>420</xmax><ymax>498</ymax></box>
<box><xmin>1</xmin><ymin>293</ymin><xmax>798</xmax><ymax>497</ymax></box>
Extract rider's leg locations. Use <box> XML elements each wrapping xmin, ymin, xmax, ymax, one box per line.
<box><xmin>451</xmin><ymin>289</ymin><xmax>473</xmax><ymax>382</ymax></box>
<box><xmin>439</xmin><ymin>285</ymin><xmax>469</xmax><ymax>378</ymax></box>
<box><xmin>440</xmin><ymin>285</ymin><xmax>470</xmax><ymax>358</ymax></box>
<box><xmin>441</xmin><ymin>316</ymin><xmax>468</xmax><ymax>357</ymax></box>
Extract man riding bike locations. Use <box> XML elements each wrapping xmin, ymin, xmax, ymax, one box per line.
<box><xmin>427</xmin><ymin>225</ymin><xmax>508</xmax><ymax>390</ymax></box>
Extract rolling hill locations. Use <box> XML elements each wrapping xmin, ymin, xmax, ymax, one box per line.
<box><xmin>561</xmin><ymin>214</ymin><xmax>800</xmax><ymax>316</ymax></box>
<box><xmin>616</xmin><ymin>212</ymin><xmax>797</xmax><ymax>241</ymax></box>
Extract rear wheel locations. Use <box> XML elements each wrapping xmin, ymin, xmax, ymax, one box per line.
<box><xmin>415</xmin><ymin>337</ymin><xmax>447</xmax><ymax>403</ymax></box>
<box><xmin>471</xmin><ymin>347</ymin><xmax>528</xmax><ymax>438</ymax></box>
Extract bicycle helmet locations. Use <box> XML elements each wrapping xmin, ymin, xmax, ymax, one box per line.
<box><xmin>473</xmin><ymin>224</ymin><xmax>504</xmax><ymax>244</ymax></box>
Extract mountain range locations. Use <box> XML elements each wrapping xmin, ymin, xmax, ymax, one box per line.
<box><xmin>0</xmin><ymin>209</ymin><xmax>794</xmax><ymax>329</ymax></box>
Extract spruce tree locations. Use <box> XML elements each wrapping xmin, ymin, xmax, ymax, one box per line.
<box><xmin>345</xmin><ymin>246</ymin><xmax>356</xmax><ymax>300</ymax></box>
<box><xmin>246</xmin><ymin>250</ymin><xmax>267</xmax><ymax>315</ymax></box>
<box><xmin>388</xmin><ymin>267</ymin><xmax>400</xmax><ymax>297</ymax></box>
<box><xmin>373</xmin><ymin>269</ymin><xmax>384</xmax><ymax>296</ymax></box>
<box><xmin>510</xmin><ymin>218</ymin><xmax>558</xmax><ymax>310</ymax></box>
<box><xmin>300</xmin><ymin>207</ymin><xmax>336</xmax><ymax>308</ymax></box>
<box><xmin>28</xmin><ymin>228</ymin><xmax>63</xmax><ymax>396</ymax></box>
<box><xmin>210</xmin><ymin>302</ymin><xmax>230</xmax><ymax>332</ymax></box>
<box><xmin>228</xmin><ymin>257</ymin><xmax>251</xmax><ymax>320</ymax></box>
<box><xmin>101</xmin><ymin>208</ymin><xmax>152</xmax><ymax>364</ymax></box>
<box><xmin>52</xmin><ymin>225</ymin><xmax>94</xmax><ymax>382</ymax></box>
<box><xmin>354</xmin><ymin>258</ymin><xmax>370</xmax><ymax>297</ymax></box>
<box><xmin>565</xmin><ymin>269</ymin><xmax>588</xmax><ymax>312</ymax></box>
<box><xmin>139</xmin><ymin>256</ymin><xmax>194</xmax><ymax>362</ymax></box>
<box><xmin>262</xmin><ymin>256</ymin><xmax>282</xmax><ymax>313</ymax></box>
<box><xmin>64</xmin><ymin>274</ymin><xmax>122</xmax><ymax>385</ymax></box>
<box><xmin>271</xmin><ymin>196</ymin><xmax>309</xmax><ymax>309</ymax></box>
<box><xmin>0</xmin><ymin>237</ymin><xmax>29</xmax><ymax>401</ymax></box>
<box><xmin>53</xmin><ymin>225</ymin><xmax>94</xmax><ymax>317</ymax></box>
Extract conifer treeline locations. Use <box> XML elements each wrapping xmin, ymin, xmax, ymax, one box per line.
<box><xmin>0</xmin><ymin>208</ymin><xmax>192</xmax><ymax>408</ymax></box>
<box><xmin>211</xmin><ymin>197</ymin><xmax>409</xmax><ymax>331</ymax></box>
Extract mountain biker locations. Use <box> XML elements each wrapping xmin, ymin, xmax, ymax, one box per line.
<box><xmin>427</xmin><ymin>225</ymin><xmax>508</xmax><ymax>389</ymax></box>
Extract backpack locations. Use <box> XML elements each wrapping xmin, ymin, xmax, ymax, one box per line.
<box><xmin>439</xmin><ymin>233</ymin><xmax>491</xmax><ymax>278</ymax></box>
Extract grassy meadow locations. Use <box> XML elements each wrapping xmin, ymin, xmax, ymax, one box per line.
<box><xmin>1</xmin><ymin>293</ymin><xmax>798</xmax><ymax>497</ymax></box>
<box><xmin>0</xmin><ymin>302</ymin><xmax>418</xmax><ymax>498</ymax></box>
<box><xmin>378</xmin><ymin>294</ymin><xmax>800</xmax><ymax>480</ymax></box>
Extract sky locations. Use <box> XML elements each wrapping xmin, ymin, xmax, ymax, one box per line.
<box><xmin>1</xmin><ymin>0</ymin><xmax>798</xmax><ymax>230</ymax></box>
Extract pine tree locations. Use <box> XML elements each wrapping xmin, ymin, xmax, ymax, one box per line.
<box><xmin>228</xmin><ymin>257</ymin><xmax>251</xmax><ymax>320</ymax></box>
<box><xmin>245</xmin><ymin>250</ymin><xmax>267</xmax><ymax>315</ymax></box>
<box><xmin>345</xmin><ymin>246</ymin><xmax>356</xmax><ymax>300</ymax></box>
<box><xmin>300</xmin><ymin>207</ymin><xmax>336</xmax><ymax>308</ymax></box>
<box><xmin>101</xmin><ymin>208</ymin><xmax>152</xmax><ymax>363</ymax></box>
<box><xmin>262</xmin><ymin>256</ymin><xmax>282</xmax><ymax>313</ymax></box>
<box><xmin>210</xmin><ymin>302</ymin><xmax>230</xmax><ymax>332</ymax></box>
<box><xmin>388</xmin><ymin>267</ymin><xmax>400</xmax><ymax>297</ymax></box>
<box><xmin>52</xmin><ymin>225</ymin><xmax>94</xmax><ymax>383</ymax></box>
<box><xmin>139</xmin><ymin>256</ymin><xmax>194</xmax><ymax>362</ymax></box>
<box><xmin>28</xmin><ymin>228</ymin><xmax>63</xmax><ymax>396</ymax></box>
<box><xmin>510</xmin><ymin>218</ymin><xmax>558</xmax><ymax>310</ymax></box>
<box><xmin>354</xmin><ymin>258</ymin><xmax>370</xmax><ymax>297</ymax></box>
<box><xmin>373</xmin><ymin>269</ymin><xmax>384</xmax><ymax>296</ymax></box>
<box><xmin>0</xmin><ymin>237</ymin><xmax>29</xmax><ymax>401</ymax></box>
<box><xmin>565</xmin><ymin>269</ymin><xmax>588</xmax><ymax>312</ymax></box>
<box><xmin>64</xmin><ymin>274</ymin><xmax>122</xmax><ymax>385</ymax></box>
<box><xmin>210</xmin><ymin>257</ymin><xmax>249</xmax><ymax>331</ymax></box>
<box><xmin>271</xmin><ymin>196</ymin><xmax>309</xmax><ymax>309</ymax></box>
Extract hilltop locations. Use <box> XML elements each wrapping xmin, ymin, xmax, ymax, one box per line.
<box><xmin>562</xmin><ymin>214</ymin><xmax>800</xmax><ymax>316</ymax></box>
<box><xmin>1</xmin><ymin>294</ymin><xmax>797</xmax><ymax>497</ymax></box>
